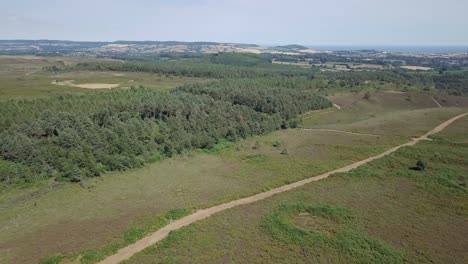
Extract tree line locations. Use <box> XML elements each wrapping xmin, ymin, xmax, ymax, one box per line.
<box><xmin>48</xmin><ymin>57</ymin><xmax>318</xmax><ymax>79</ymax></box>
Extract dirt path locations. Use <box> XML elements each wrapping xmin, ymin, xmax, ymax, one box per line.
<box><xmin>333</xmin><ymin>103</ymin><xmax>341</xmax><ymax>110</ymax></box>
<box><xmin>301</xmin><ymin>128</ymin><xmax>381</xmax><ymax>137</ymax></box>
<box><xmin>98</xmin><ymin>113</ymin><xmax>468</xmax><ymax>264</ymax></box>
<box><xmin>25</xmin><ymin>70</ymin><xmax>40</xmax><ymax>76</ymax></box>
<box><xmin>432</xmin><ymin>97</ymin><xmax>443</xmax><ymax>108</ymax></box>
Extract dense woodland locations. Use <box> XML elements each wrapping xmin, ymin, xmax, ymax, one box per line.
<box><xmin>59</xmin><ymin>59</ymin><xmax>317</xmax><ymax>79</ymax></box>
<box><xmin>0</xmin><ymin>78</ymin><xmax>330</xmax><ymax>184</ymax></box>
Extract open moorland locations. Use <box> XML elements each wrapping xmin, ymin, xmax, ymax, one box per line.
<box><xmin>0</xmin><ymin>51</ymin><xmax>467</xmax><ymax>264</ymax></box>
<box><xmin>125</xmin><ymin>116</ymin><xmax>468</xmax><ymax>264</ymax></box>
<box><xmin>0</xmin><ymin>56</ymin><xmax>201</xmax><ymax>100</ymax></box>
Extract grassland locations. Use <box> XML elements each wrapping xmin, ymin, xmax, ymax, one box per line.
<box><xmin>1</xmin><ymin>89</ymin><xmax>466</xmax><ymax>263</ymax></box>
<box><xmin>304</xmin><ymin>91</ymin><xmax>468</xmax><ymax>136</ymax></box>
<box><xmin>0</xmin><ymin>56</ymin><xmax>201</xmax><ymax>100</ymax></box>
<box><xmin>124</xmin><ymin>116</ymin><xmax>468</xmax><ymax>264</ymax></box>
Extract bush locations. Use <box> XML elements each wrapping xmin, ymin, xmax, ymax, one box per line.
<box><xmin>363</xmin><ymin>91</ymin><xmax>371</xmax><ymax>100</ymax></box>
<box><xmin>252</xmin><ymin>141</ymin><xmax>261</xmax><ymax>150</ymax></box>
<box><xmin>415</xmin><ymin>160</ymin><xmax>427</xmax><ymax>171</ymax></box>
<box><xmin>0</xmin><ymin>160</ymin><xmax>33</xmax><ymax>184</ymax></box>
<box><xmin>272</xmin><ymin>140</ymin><xmax>282</xmax><ymax>148</ymax></box>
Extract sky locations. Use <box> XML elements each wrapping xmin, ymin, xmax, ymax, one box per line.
<box><xmin>1</xmin><ymin>0</ymin><xmax>468</xmax><ymax>46</ymax></box>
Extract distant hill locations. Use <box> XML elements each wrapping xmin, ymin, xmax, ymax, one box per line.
<box><xmin>0</xmin><ymin>40</ymin><xmax>326</xmax><ymax>58</ymax></box>
<box><xmin>0</xmin><ymin>40</ymin><xmax>263</xmax><ymax>57</ymax></box>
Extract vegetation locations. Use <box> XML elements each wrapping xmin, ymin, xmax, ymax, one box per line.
<box><xmin>415</xmin><ymin>159</ymin><xmax>427</xmax><ymax>171</ymax></box>
<box><xmin>1</xmin><ymin>51</ymin><xmax>468</xmax><ymax>264</ymax></box>
<box><xmin>124</xmin><ymin>125</ymin><xmax>468</xmax><ymax>264</ymax></box>
<box><xmin>40</xmin><ymin>208</ymin><xmax>191</xmax><ymax>264</ymax></box>
<box><xmin>60</xmin><ymin>59</ymin><xmax>318</xmax><ymax>79</ymax></box>
<box><xmin>203</xmin><ymin>52</ymin><xmax>270</xmax><ymax>67</ymax></box>
<box><xmin>262</xmin><ymin>204</ymin><xmax>403</xmax><ymax>263</ymax></box>
<box><xmin>38</xmin><ymin>52</ymin><xmax>468</xmax><ymax>96</ymax></box>
<box><xmin>433</xmin><ymin>71</ymin><xmax>468</xmax><ymax>95</ymax></box>
<box><xmin>0</xmin><ymin>79</ymin><xmax>330</xmax><ymax>183</ymax></box>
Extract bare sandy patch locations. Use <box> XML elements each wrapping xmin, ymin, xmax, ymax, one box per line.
<box><xmin>52</xmin><ymin>80</ymin><xmax>119</xmax><ymax>89</ymax></box>
<box><xmin>401</xmin><ymin>66</ymin><xmax>433</xmax><ymax>71</ymax></box>
<box><xmin>74</xmin><ymin>83</ymin><xmax>119</xmax><ymax>89</ymax></box>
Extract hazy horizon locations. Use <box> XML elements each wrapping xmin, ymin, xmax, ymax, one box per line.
<box><xmin>2</xmin><ymin>0</ymin><xmax>468</xmax><ymax>46</ymax></box>
<box><xmin>2</xmin><ymin>39</ymin><xmax>468</xmax><ymax>48</ymax></box>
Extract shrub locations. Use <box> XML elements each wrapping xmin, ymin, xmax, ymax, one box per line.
<box><xmin>415</xmin><ymin>160</ymin><xmax>427</xmax><ymax>171</ymax></box>
<box><xmin>0</xmin><ymin>160</ymin><xmax>33</xmax><ymax>184</ymax></box>
<box><xmin>363</xmin><ymin>91</ymin><xmax>371</xmax><ymax>99</ymax></box>
<box><xmin>272</xmin><ymin>140</ymin><xmax>282</xmax><ymax>148</ymax></box>
<box><xmin>252</xmin><ymin>141</ymin><xmax>261</xmax><ymax>150</ymax></box>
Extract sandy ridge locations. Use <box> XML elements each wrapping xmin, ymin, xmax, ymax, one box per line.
<box><xmin>98</xmin><ymin>112</ymin><xmax>468</xmax><ymax>264</ymax></box>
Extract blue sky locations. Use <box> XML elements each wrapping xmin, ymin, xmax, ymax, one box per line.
<box><xmin>1</xmin><ymin>0</ymin><xmax>468</xmax><ymax>46</ymax></box>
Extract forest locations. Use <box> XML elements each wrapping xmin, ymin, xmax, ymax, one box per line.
<box><xmin>0</xmin><ymin>78</ymin><xmax>330</xmax><ymax>184</ymax></box>
<box><xmin>57</xmin><ymin>58</ymin><xmax>317</xmax><ymax>79</ymax></box>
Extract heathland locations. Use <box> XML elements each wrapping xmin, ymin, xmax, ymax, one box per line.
<box><xmin>0</xmin><ymin>51</ymin><xmax>467</xmax><ymax>264</ymax></box>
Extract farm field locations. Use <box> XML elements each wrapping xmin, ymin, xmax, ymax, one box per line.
<box><xmin>1</xmin><ymin>87</ymin><xmax>466</xmax><ymax>263</ymax></box>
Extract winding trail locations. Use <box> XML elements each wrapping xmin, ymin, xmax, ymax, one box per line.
<box><xmin>25</xmin><ymin>70</ymin><xmax>40</xmax><ymax>76</ymax></box>
<box><xmin>98</xmin><ymin>113</ymin><xmax>468</xmax><ymax>264</ymax></box>
<box><xmin>301</xmin><ymin>128</ymin><xmax>381</xmax><ymax>137</ymax></box>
